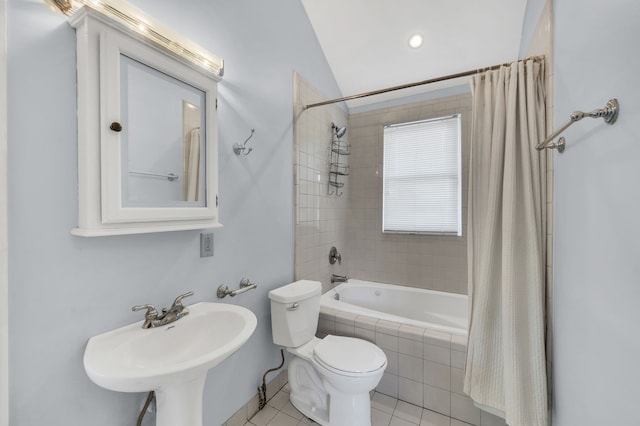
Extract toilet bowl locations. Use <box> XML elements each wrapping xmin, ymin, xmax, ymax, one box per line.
<box><xmin>269</xmin><ymin>280</ymin><xmax>387</xmax><ymax>426</ymax></box>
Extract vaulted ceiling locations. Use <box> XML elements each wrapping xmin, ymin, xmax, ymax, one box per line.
<box><xmin>301</xmin><ymin>0</ymin><xmax>528</xmax><ymax>109</ymax></box>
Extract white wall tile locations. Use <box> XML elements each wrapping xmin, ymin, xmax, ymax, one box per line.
<box><xmin>377</xmin><ymin>319</ymin><xmax>401</xmax><ymax>336</ymax></box>
<box><xmin>424</xmin><ymin>384</ymin><xmax>451</xmax><ymax>416</ymax></box>
<box><xmin>399</xmin><ymin>324</ymin><xmax>426</xmax><ymax>341</ymax></box>
<box><xmin>450</xmin><ymin>368</ymin><xmax>465</xmax><ymax>395</ymax></box>
<box><xmin>424</xmin><ymin>344</ymin><xmax>451</xmax><ymax>366</ymax></box>
<box><xmin>317</xmin><ymin>318</ymin><xmax>335</xmax><ymax>335</ymax></box>
<box><xmin>398</xmin><ymin>377</ymin><xmax>424</xmax><ymax>407</ymax></box>
<box><xmin>424</xmin><ymin>360</ymin><xmax>451</xmax><ymax>391</ymax></box>
<box><xmin>383</xmin><ymin>348</ymin><xmax>399</xmax><ymax>375</ymax></box>
<box><xmin>345</xmin><ymin>94</ymin><xmax>471</xmax><ymax>294</ymax></box>
<box><xmin>450</xmin><ymin>350</ymin><xmax>466</xmax><ymax>369</ymax></box>
<box><xmin>354</xmin><ymin>326</ymin><xmax>376</xmax><ymax>343</ymax></box>
<box><xmin>376</xmin><ymin>331</ymin><xmax>399</xmax><ymax>351</ymax></box>
<box><xmin>335</xmin><ymin>310</ymin><xmax>357</xmax><ymax>326</ymax></box>
<box><xmin>334</xmin><ymin>322</ymin><xmax>355</xmax><ymax>337</ymax></box>
<box><xmin>399</xmin><ymin>337</ymin><xmax>423</xmax><ymax>358</ymax></box>
<box><xmin>424</xmin><ymin>330</ymin><xmax>451</xmax><ymax>348</ymax></box>
<box><xmin>450</xmin><ymin>334</ymin><xmax>467</xmax><ymax>352</ymax></box>
<box><xmin>355</xmin><ymin>314</ymin><xmax>378</xmax><ymax>330</ymax></box>
<box><xmin>399</xmin><ymin>353</ymin><xmax>424</xmax><ymax>379</ymax></box>
<box><xmin>377</xmin><ymin>372</ymin><xmax>399</xmax><ymax>398</ymax></box>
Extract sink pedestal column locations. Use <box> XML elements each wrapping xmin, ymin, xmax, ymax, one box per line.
<box><xmin>155</xmin><ymin>374</ymin><xmax>207</xmax><ymax>426</ymax></box>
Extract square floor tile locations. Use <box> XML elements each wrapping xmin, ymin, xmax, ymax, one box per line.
<box><xmin>267</xmin><ymin>411</ymin><xmax>299</xmax><ymax>426</ymax></box>
<box><xmin>394</xmin><ymin>400</ymin><xmax>423</xmax><ymax>424</ymax></box>
<box><xmin>421</xmin><ymin>409</ymin><xmax>451</xmax><ymax>426</ymax></box>
<box><xmin>390</xmin><ymin>415</ymin><xmax>419</xmax><ymax>426</ymax></box>
<box><xmin>372</xmin><ymin>392</ymin><xmax>398</xmax><ymax>414</ymax></box>
<box><xmin>280</xmin><ymin>401</ymin><xmax>304</xmax><ymax>420</ymax></box>
<box><xmin>267</xmin><ymin>391</ymin><xmax>290</xmax><ymax>410</ymax></box>
<box><xmin>250</xmin><ymin>405</ymin><xmax>279</xmax><ymax>426</ymax></box>
<box><xmin>372</xmin><ymin>407</ymin><xmax>393</xmax><ymax>426</ymax></box>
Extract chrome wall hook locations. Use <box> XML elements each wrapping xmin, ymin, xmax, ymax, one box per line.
<box><xmin>233</xmin><ymin>128</ymin><xmax>255</xmax><ymax>155</ymax></box>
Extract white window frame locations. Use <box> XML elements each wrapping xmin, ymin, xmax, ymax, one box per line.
<box><xmin>382</xmin><ymin>114</ymin><xmax>462</xmax><ymax>236</ymax></box>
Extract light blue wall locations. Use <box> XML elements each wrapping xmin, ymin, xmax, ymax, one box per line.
<box><xmin>7</xmin><ymin>0</ymin><xmax>340</xmax><ymax>424</ymax></box>
<box><xmin>518</xmin><ymin>0</ymin><xmax>547</xmax><ymax>58</ymax></box>
<box><xmin>545</xmin><ymin>0</ymin><xmax>640</xmax><ymax>424</ymax></box>
<box><xmin>518</xmin><ymin>1</ymin><xmax>640</xmax><ymax>423</ymax></box>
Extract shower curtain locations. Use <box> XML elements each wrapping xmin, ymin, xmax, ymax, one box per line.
<box><xmin>184</xmin><ymin>127</ymin><xmax>201</xmax><ymax>202</ymax></box>
<box><xmin>464</xmin><ymin>58</ymin><xmax>548</xmax><ymax>426</ymax></box>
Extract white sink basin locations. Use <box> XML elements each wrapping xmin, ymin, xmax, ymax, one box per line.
<box><xmin>83</xmin><ymin>302</ymin><xmax>257</xmax><ymax>426</ymax></box>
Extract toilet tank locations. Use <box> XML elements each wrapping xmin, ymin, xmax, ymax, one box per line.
<box><xmin>268</xmin><ymin>280</ymin><xmax>322</xmax><ymax>347</ymax></box>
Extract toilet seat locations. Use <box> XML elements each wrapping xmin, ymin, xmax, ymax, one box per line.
<box><xmin>313</xmin><ymin>335</ymin><xmax>387</xmax><ymax>377</ymax></box>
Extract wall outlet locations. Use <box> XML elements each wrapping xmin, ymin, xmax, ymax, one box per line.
<box><xmin>200</xmin><ymin>233</ymin><xmax>214</xmax><ymax>257</ymax></box>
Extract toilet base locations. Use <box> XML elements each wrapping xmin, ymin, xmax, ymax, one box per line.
<box><xmin>326</xmin><ymin>388</ymin><xmax>372</xmax><ymax>426</ymax></box>
<box><xmin>287</xmin><ymin>358</ymin><xmax>329</xmax><ymax>425</ymax></box>
<box><xmin>287</xmin><ymin>356</ymin><xmax>375</xmax><ymax>426</ymax></box>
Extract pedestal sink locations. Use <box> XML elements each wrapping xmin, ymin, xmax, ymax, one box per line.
<box><xmin>83</xmin><ymin>302</ymin><xmax>257</xmax><ymax>426</ymax></box>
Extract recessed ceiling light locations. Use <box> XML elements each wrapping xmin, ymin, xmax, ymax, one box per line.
<box><xmin>408</xmin><ymin>34</ymin><xmax>424</xmax><ymax>49</ymax></box>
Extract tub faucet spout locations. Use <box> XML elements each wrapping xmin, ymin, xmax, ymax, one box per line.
<box><xmin>331</xmin><ymin>274</ymin><xmax>349</xmax><ymax>284</ymax></box>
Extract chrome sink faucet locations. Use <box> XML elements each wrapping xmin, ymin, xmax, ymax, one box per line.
<box><xmin>132</xmin><ymin>291</ymin><xmax>194</xmax><ymax>329</ymax></box>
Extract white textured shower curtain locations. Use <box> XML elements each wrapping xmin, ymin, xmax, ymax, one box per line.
<box><xmin>464</xmin><ymin>59</ymin><xmax>548</xmax><ymax>426</ymax></box>
<box><xmin>185</xmin><ymin>127</ymin><xmax>201</xmax><ymax>202</ymax></box>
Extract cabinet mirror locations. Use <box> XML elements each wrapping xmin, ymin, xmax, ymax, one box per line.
<box><xmin>69</xmin><ymin>7</ymin><xmax>222</xmax><ymax>236</ymax></box>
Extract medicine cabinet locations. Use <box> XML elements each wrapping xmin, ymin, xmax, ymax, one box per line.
<box><xmin>69</xmin><ymin>6</ymin><xmax>222</xmax><ymax>236</ymax></box>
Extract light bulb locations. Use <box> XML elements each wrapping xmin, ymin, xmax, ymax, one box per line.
<box><xmin>408</xmin><ymin>34</ymin><xmax>424</xmax><ymax>49</ymax></box>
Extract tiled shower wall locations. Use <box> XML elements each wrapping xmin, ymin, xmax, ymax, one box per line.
<box><xmin>345</xmin><ymin>94</ymin><xmax>472</xmax><ymax>294</ymax></box>
<box><xmin>525</xmin><ymin>0</ymin><xmax>554</xmax><ymax>410</ymax></box>
<box><xmin>293</xmin><ymin>73</ymin><xmax>349</xmax><ymax>292</ymax></box>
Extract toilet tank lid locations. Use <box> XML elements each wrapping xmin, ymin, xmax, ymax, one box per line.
<box><xmin>268</xmin><ymin>280</ymin><xmax>321</xmax><ymax>303</ymax></box>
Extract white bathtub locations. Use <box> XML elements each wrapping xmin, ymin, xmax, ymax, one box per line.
<box><xmin>320</xmin><ymin>279</ymin><xmax>468</xmax><ymax>335</ymax></box>
<box><xmin>317</xmin><ymin>279</ymin><xmax>477</xmax><ymax>420</ymax></box>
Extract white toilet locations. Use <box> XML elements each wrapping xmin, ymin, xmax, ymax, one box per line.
<box><xmin>268</xmin><ymin>280</ymin><xmax>387</xmax><ymax>426</ymax></box>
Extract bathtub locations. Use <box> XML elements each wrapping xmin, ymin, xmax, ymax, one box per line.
<box><xmin>317</xmin><ymin>279</ymin><xmax>486</xmax><ymax>425</ymax></box>
<box><xmin>320</xmin><ymin>279</ymin><xmax>468</xmax><ymax>335</ymax></box>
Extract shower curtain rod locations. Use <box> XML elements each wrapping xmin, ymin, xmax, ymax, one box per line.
<box><xmin>303</xmin><ymin>55</ymin><xmax>544</xmax><ymax>110</ymax></box>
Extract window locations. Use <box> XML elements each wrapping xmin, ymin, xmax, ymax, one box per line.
<box><xmin>383</xmin><ymin>114</ymin><xmax>461</xmax><ymax>235</ymax></box>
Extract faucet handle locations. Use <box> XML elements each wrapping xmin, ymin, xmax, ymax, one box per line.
<box><xmin>131</xmin><ymin>304</ymin><xmax>158</xmax><ymax>318</ymax></box>
<box><xmin>172</xmin><ymin>291</ymin><xmax>194</xmax><ymax>307</ymax></box>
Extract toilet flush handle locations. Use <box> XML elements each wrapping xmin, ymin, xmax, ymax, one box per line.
<box><xmin>287</xmin><ymin>303</ymin><xmax>299</xmax><ymax>311</ymax></box>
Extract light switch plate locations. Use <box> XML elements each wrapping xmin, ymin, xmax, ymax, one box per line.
<box><xmin>200</xmin><ymin>233</ymin><xmax>214</xmax><ymax>257</ymax></box>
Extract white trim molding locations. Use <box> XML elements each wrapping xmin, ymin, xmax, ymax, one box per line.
<box><xmin>0</xmin><ymin>0</ymin><xmax>9</xmax><ymax>423</ymax></box>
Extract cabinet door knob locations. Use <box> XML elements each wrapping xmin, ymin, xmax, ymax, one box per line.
<box><xmin>110</xmin><ymin>121</ymin><xmax>123</xmax><ymax>132</ymax></box>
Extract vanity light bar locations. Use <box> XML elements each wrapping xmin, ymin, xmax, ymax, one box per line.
<box><xmin>46</xmin><ymin>0</ymin><xmax>225</xmax><ymax>77</ymax></box>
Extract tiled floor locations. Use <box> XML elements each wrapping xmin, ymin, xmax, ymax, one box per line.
<box><xmin>245</xmin><ymin>383</ymin><xmax>474</xmax><ymax>426</ymax></box>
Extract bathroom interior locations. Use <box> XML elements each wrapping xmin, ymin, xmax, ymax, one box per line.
<box><xmin>1</xmin><ymin>0</ymin><xmax>639</xmax><ymax>425</ymax></box>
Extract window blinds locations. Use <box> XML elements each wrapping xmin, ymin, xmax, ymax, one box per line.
<box><xmin>383</xmin><ymin>114</ymin><xmax>461</xmax><ymax>235</ymax></box>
